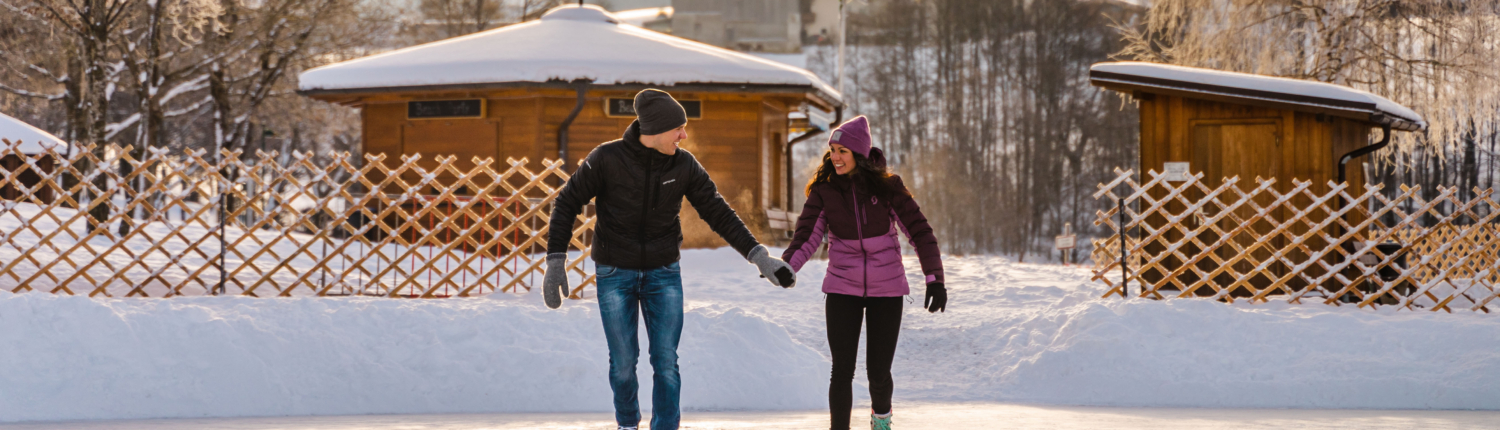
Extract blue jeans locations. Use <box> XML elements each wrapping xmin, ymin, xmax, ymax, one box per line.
<box><xmin>595</xmin><ymin>262</ymin><xmax>684</xmax><ymax>430</ymax></box>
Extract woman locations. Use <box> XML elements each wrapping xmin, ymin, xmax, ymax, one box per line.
<box><xmin>781</xmin><ymin>116</ymin><xmax>947</xmax><ymax>430</ymax></box>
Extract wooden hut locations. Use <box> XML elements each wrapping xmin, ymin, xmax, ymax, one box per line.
<box><xmin>0</xmin><ymin>113</ymin><xmax>68</xmax><ymax>204</ymax></box>
<box><xmin>297</xmin><ymin>4</ymin><xmax>841</xmax><ymax>247</ymax></box>
<box><xmin>1087</xmin><ymin>62</ymin><xmax>1426</xmax><ymax>293</ymax></box>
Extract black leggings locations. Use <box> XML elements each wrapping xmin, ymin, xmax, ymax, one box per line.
<box><xmin>826</xmin><ymin>293</ymin><xmax>903</xmax><ymax>430</ymax></box>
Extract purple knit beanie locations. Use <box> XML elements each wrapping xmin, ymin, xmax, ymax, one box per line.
<box><xmin>828</xmin><ymin>116</ymin><xmax>872</xmax><ymax>157</ymax></box>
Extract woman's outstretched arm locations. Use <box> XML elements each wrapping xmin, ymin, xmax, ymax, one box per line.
<box><xmin>782</xmin><ymin>187</ymin><xmax>828</xmax><ymax>272</ymax></box>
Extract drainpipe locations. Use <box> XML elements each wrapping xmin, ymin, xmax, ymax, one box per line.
<box><xmin>1334</xmin><ymin>123</ymin><xmax>1392</xmax><ymax>260</ymax></box>
<box><xmin>785</xmin><ymin>126</ymin><xmax>826</xmax><ymax>208</ymax></box>
<box><xmin>786</xmin><ymin>106</ymin><xmax>842</xmax><ymax>207</ymax></box>
<box><xmin>557</xmin><ymin>79</ymin><xmax>590</xmax><ymax>178</ymax></box>
<box><xmin>1336</xmin><ymin>124</ymin><xmax>1391</xmax><ymax>215</ymax></box>
<box><xmin>1334</xmin><ymin>123</ymin><xmax>1393</xmax><ymax>303</ymax></box>
<box><xmin>1339</xmin><ymin>123</ymin><xmax>1392</xmax><ymax>187</ymax></box>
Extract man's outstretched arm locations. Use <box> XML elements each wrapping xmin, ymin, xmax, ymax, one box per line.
<box><xmin>541</xmin><ymin>154</ymin><xmax>603</xmax><ymax>308</ymax></box>
<box><xmin>682</xmin><ymin>156</ymin><xmax>795</xmax><ymax>288</ymax></box>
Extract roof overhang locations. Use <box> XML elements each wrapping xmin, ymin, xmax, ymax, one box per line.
<box><xmin>299</xmin><ymin>80</ymin><xmax>841</xmax><ymax>112</ymax></box>
<box><xmin>1089</xmin><ymin>64</ymin><xmax>1425</xmax><ymax>132</ymax></box>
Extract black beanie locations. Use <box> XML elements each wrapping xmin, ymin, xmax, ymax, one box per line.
<box><xmin>634</xmin><ymin>89</ymin><xmax>687</xmax><ymax>136</ymax></box>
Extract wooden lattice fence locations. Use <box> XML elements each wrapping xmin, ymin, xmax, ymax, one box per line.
<box><xmin>1091</xmin><ymin>168</ymin><xmax>1500</xmax><ymax>312</ymax></box>
<box><xmin>0</xmin><ymin>139</ymin><xmax>596</xmax><ymax>298</ymax></box>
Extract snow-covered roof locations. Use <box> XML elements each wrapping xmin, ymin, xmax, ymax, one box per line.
<box><xmin>612</xmin><ymin>6</ymin><xmax>672</xmax><ymax>27</ymax></box>
<box><xmin>298</xmin><ymin>5</ymin><xmax>839</xmax><ymax>106</ymax></box>
<box><xmin>1089</xmin><ymin>62</ymin><xmax>1425</xmax><ymax>132</ymax></box>
<box><xmin>0</xmin><ymin>113</ymin><xmax>69</xmax><ymax>155</ymax></box>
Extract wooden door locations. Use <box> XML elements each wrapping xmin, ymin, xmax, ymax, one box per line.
<box><xmin>1192</xmin><ymin>120</ymin><xmax>1282</xmax><ymax>295</ymax></box>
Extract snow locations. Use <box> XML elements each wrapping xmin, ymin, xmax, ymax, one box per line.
<box><xmin>749</xmin><ymin>52</ymin><xmax>808</xmax><ymax>69</ymax></box>
<box><xmin>297</xmin><ymin>5</ymin><xmax>838</xmax><ymax>103</ymax></box>
<box><xmin>611</xmin><ymin>6</ymin><xmax>672</xmax><ymax>27</ymax></box>
<box><xmin>11</xmin><ymin>403</ymin><xmax>1500</xmax><ymax>429</ymax></box>
<box><xmin>2</xmin><ymin>209</ymin><xmax>1500</xmax><ymax>423</ymax></box>
<box><xmin>1091</xmin><ymin>62</ymin><xmax>1426</xmax><ymax>130</ymax></box>
<box><xmin>0</xmin><ymin>113</ymin><xmax>68</xmax><ymax>155</ymax></box>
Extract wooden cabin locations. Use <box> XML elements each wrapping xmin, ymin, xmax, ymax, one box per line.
<box><xmin>1088</xmin><ymin>62</ymin><xmax>1426</xmax><ymax>294</ymax></box>
<box><xmin>0</xmin><ymin>113</ymin><xmax>67</xmax><ymax>204</ymax></box>
<box><xmin>298</xmin><ymin>5</ymin><xmax>841</xmax><ymax>248</ymax></box>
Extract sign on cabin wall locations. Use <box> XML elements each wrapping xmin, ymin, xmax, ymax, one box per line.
<box><xmin>408</xmin><ymin>99</ymin><xmax>485</xmax><ymax>119</ymax></box>
<box><xmin>605</xmin><ymin>98</ymin><xmax>702</xmax><ymax>119</ymax></box>
<box><xmin>1164</xmin><ymin>162</ymin><xmax>1190</xmax><ymax>182</ymax></box>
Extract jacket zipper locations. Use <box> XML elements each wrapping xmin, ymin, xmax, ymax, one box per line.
<box><xmin>852</xmin><ymin>182</ymin><xmax>868</xmax><ymax>297</ymax></box>
<box><xmin>639</xmin><ymin>155</ymin><xmax>656</xmax><ymax>258</ymax></box>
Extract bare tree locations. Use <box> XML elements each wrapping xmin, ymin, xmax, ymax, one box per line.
<box><xmin>807</xmin><ymin>0</ymin><xmax>1140</xmax><ymax>258</ymax></box>
<box><xmin>1116</xmin><ymin>0</ymin><xmax>1500</xmax><ymax>225</ymax></box>
<box><xmin>420</xmin><ymin>0</ymin><xmax>504</xmax><ymax>38</ymax></box>
<box><xmin>516</xmin><ymin>0</ymin><xmax>562</xmax><ymax>22</ymax></box>
<box><xmin>1115</xmin><ymin>0</ymin><xmax>1500</xmax><ymax>157</ymax></box>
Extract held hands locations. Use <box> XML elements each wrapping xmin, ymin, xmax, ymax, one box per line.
<box><xmin>748</xmin><ymin>245</ymin><xmax>796</xmax><ymax>288</ymax></box>
<box><xmin>924</xmin><ymin>282</ymin><xmax>947</xmax><ymax>313</ymax></box>
<box><xmin>542</xmin><ymin>253</ymin><xmax>569</xmax><ymax>309</ymax></box>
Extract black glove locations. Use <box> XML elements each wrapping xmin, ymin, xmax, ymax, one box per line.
<box><xmin>773</xmin><ymin>267</ymin><xmax>795</xmax><ymax>287</ymax></box>
<box><xmin>748</xmin><ymin>245</ymin><xmax>796</xmax><ymax>288</ymax></box>
<box><xmin>924</xmin><ymin>282</ymin><xmax>947</xmax><ymax>313</ymax></box>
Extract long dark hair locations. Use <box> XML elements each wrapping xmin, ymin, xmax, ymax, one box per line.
<box><xmin>806</xmin><ymin>147</ymin><xmax>903</xmax><ymax>199</ymax></box>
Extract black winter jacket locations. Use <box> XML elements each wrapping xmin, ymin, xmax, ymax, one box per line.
<box><xmin>547</xmin><ymin>120</ymin><xmax>761</xmax><ymax>269</ymax></box>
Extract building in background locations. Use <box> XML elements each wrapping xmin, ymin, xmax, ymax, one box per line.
<box><xmin>801</xmin><ymin>0</ymin><xmax>840</xmax><ymax>45</ymax></box>
<box><xmin>0</xmin><ymin>113</ymin><xmax>70</xmax><ymax>204</ymax></box>
<box><xmin>298</xmin><ymin>5</ymin><xmax>841</xmax><ymax>246</ymax></box>
<box><xmin>671</xmin><ymin>0</ymin><xmax>801</xmax><ymax>53</ymax></box>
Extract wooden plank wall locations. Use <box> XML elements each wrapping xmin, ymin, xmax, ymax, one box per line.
<box><xmin>1135</xmin><ymin>94</ymin><xmax>1379</xmax><ymax>293</ymax></box>
<box><xmin>1137</xmin><ymin>95</ymin><xmax>1373</xmax><ymax>195</ymax></box>
<box><xmin>358</xmin><ymin>88</ymin><xmax>795</xmax><ymax>248</ymax></box>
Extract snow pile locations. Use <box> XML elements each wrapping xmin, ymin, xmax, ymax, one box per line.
<box><xmin>3</xmin><ymin>247</ymin><xmax>1499</xmax><ymax>423</ymax></box>
<box><xmin>297</xmin><ymin>5</ymin><xmax>838</xmax><ymax>100</ymax></box>
<box><xmin>0</xmin><ymin>290</ymin><xmax>825</xmax><ymax>423</ymax></box>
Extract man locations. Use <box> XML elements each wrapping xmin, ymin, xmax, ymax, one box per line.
<box><xmin>541</xmin><ymin>89</ymin><xmax>796</xmax><ymax>430</ymax></box>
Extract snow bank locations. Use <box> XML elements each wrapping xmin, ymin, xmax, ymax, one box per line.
<box><xmin>0</xmin><ymin>289</ymin><xmax>824</xmax><ymax>423</ymax></box>
<box><xmin>3</xmin><ymin>248</ymin><xmax>1499</xmax><ymax>423</ymax></box>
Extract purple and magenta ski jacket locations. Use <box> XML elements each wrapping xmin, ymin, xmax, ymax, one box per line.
<box><xmin>782</xmin><ymin>174</ymin><xmax>943</xmax><ymax>297</ymax></box>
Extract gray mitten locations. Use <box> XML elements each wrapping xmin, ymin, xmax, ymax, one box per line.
<box><xmin>542</xmin><ymin>253</ymin><xmax>569</xmax><ymax>309</ymax></box>
<box><xmin>748</xmin><ymin>245</ymin><xmax>796</xmax><ymax>288</ymax></box>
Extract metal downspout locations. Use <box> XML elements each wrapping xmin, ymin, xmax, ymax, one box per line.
<box><xmin>1334</xmin><ymin>123</ymin><xmax>1392</xmax><ymax>303</ymax></box>
<box><xmin>785</xmin><ymin>126</ymin><xmax>826</xmax><ymax>207</ymax></box>
<box><xmin>1334</xmin><ymin>123</ymin><xmax>1392</xmax><ymax>247</ymax></box>
<box><xmin>1339</xmin><ymin>123</ymin><xmax>1392</xmax><ymax>187</ymax></box>
<box><xmin>782</xmin><ymin>105</ymin><xmax>842</xmax><ymax>208</ymax></box>
<box><xmin>557</xmin><ymin>79</ymin><xmax>590</xmax><ymax>178</ymax></box>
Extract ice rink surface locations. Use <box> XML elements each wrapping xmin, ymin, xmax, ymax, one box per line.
<box><xmin>5</xmin><ymin>402</ymin><xmax>1498</xmax><ymax>430</ymax></box>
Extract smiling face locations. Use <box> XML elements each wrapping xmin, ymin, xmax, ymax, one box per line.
<box><xmin>829</xmin><ymin>143</ymin><xmax>855</xmax><ymax>175</ymax></box>
<box><xmin>640</xmin><ymin>125</ymin><xmax>687</xmax><ymax>155</ymax></box>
